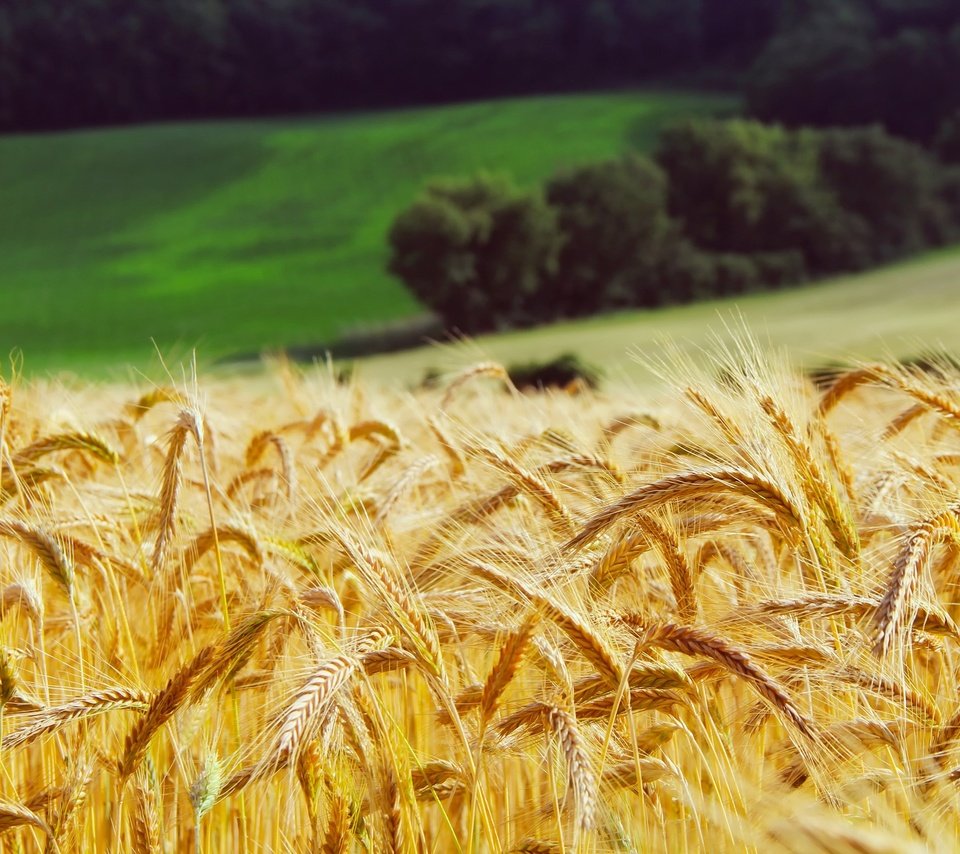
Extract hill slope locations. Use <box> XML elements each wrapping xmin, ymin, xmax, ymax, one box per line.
<box><xmin>356</xmin><ymin>247</ymin><xmax>960</xmax><ymax>386</ymax></box>
<box><xmin>0</xmin><ymin>91</ymin><xmax>734</xmax><ymax>373</ymax></box>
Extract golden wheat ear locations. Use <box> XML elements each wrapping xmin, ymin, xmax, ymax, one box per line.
<box><xmin>621</xmin><ymin>617</ymin><xmax>818</xmax><ymax>741</ymax></box>
<box><xmin>0</xmin><ymin>800</ymin><xmax>57</xmax><ymax>848</ymax></box>
<box><xmin>117</xmin><ymin>644</ymin><xmax>215</xmax><ymax>782</ymax></box>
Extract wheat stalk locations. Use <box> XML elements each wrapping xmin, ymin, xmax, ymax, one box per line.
<box><xmin>130</xmin><ymin>768</ymin><xmax>161</xmax><ymax>854</ymax></box>
<box><xmin>118</xmin><ymin>645</ymin><xmax>215</xmax><ymax>781</ymax></box>
<box><xmin>621</xmin><ymin>617</ymin><xmax>818</xmax><ymax>740</ymax></box>
<box><xmin>566</xmin><ymin>468</ymin><xmax>806</xmax><ymax>551</ymax></box>
<box><xmin>479</xmin><ymin>615</ymin><xmax>538</xmax><ymax>729</ymax></box>
<box><xmin>14</xmin><ymin>431</ymin><xmax>121</xmax><ymax>466</ymax></box>
<box><xmin>543</xmin><ymin>704</ymin><xmax>596</xmax><ymax>834</ymax></box>
<box><xmin>873</xmin><ymin>503</ymin><xmax>960</xmax><ymax>656</ymax></box>
<box><xmin>151</xmin><ymin>409</ymin><xmax>202</xmax><ymax>579</ymax></box>
<box><xmin>4</xmin><ymin>687</ymin><xmax>151</xmax><ymax>749</ymax></box>
<box><xmin>0</xmin><ymin>800</ymin><xmax>57</xmax><ymax>847</ymax></box>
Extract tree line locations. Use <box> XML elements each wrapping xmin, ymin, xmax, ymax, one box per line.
<box><xmin>388</xmin><ymin>120</ymin><xmax>960</xmax><ymax>333</ymax></box>
<box><xmin>748</xmin><ymin>0</ymin><xmax>960</xmax><ymax>143</ymax></box>
<box><xmin>0</xmin><ymin>0</ymin><xmax>776</xmax><ymax>131</ymax></box>
<box><xmin>1</xmin><ymin>2</ymin><xmax>957</xmax><ymax>142</ymax></box>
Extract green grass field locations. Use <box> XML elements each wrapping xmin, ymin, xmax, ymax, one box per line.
<box><xmin>0</xmin><ymin>90</ymin><xmax>735</xmax><ymax>374</ymax></box>
<box><xmin>355</xmin><ymin>246</ymin><xmax>960</xmax><ymax>387</ymax></box>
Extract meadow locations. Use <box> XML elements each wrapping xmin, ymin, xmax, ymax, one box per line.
<box><xmin>2</xmin><ymin>340</ymin><xmax>960</xmax><ymax>851</ymax></box>
<box><xmin>0</xmin><ymin>90</ymin><xmax>734</xmax><ymax>373</ymax></box>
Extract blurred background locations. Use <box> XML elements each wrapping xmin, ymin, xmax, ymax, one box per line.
<box><xmin>1</xmin><ymin>0</ymin><xmax>959</xmax><ymax>381</ymax></box>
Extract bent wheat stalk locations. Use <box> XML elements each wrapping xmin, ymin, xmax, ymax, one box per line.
<box><xmin>543</xmin><ymin>704</ymin><xmax>596</xmax><ymax>836</ymax></box>
<box><xmin>118</xmin><ymin>645</ymin><xmax>215</xmax><ymax>781</ymax></box>
<box><xmin>873</xmin><ymin>503</ymin><xmax>960</xmax><ymax>657</ymax></box>
<box><xmin>565</xmin><ymin>468</ymin><xmax>806</xmax><ymax>552</ymax></box>
<box><xmin>151</xmin><ymin>409</ymin><xmax>203</xmax><ymax>579</ymax></box>
<box><xmin>267</xmin><ymin>653</ymin><xmax>358</xmax><ymax>774</ymax></box>
<box><xmin>4</xmin><ymin>687</ymin><xmax>151</xmax><ymax>750</ymax></box>
<box><xmin>620</xmin><ymin>617</ymin><xmax>818</xmax><ymax>741</ymax></box>
<box><xmin>0</xmin><ymin>800</ymin><xmax>57</xmax><ymax>849</ymax></box>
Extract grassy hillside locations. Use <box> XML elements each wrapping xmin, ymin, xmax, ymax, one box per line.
<box><xmin>356</xmin><ymin>246</ymin><xmax>960</xmax><ymax>387</ymax></box>
<box><xmin>0</xmin><ymin>90</ymin><xmax>735</xmax><ymax>373</ymax></box>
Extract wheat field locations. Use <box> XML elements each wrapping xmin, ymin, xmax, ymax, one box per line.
<box><xmin>1</xmin><ymin>341</ymin><xmax>960</xmax><ymax>853</ymax></box>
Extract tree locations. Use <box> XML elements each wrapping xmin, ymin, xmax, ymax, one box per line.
<box><xmin>653</xmin><ymin>118</ymin><xmax>954</xmax><ymax>275</ymax></box>
<box><xmin>874</xmin><ymin>28</ymin><xmax>957</xmax><ymax>141</ymax></box>
<box><xmin>544</xmin><ymin>154</ymin><xmax>677</xmax><ymax>315</ymax></box>
<box><xmin>746</xmin><ymin>2</ymin><xmax>960</xmax><ymax>141</ymax></box>
<box><xmin>746</xmin><ymin>20</ymin><xmax>881</xmax><ymax>129</ymax></box>
<box><xmin>700</xmin><ymin>0</ymin><xmax>783</xmax><ymax>63</ymax></box>
<box><xmin>817</xmin><ymin>125</ymin><xmax>954</xmax><ymax>256</ymax></box>
<box><xmin>387</xmin><ymin>174</ymin><xmax>561</xmax><ymax>332</ymax></box>
<box><xmin>936</xmin><ymin>110</ymin><xmax>960</xmax><ymax>164</ymax></box>
<box><xmin>654</xmin><ymin>119</ymin><xmax>827</xmax><ymax>254</ymax></box>
<box><xmin>938</xmin><ymin>167</ymin><xmax>960</xmax><ymax>228</ymax></box>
